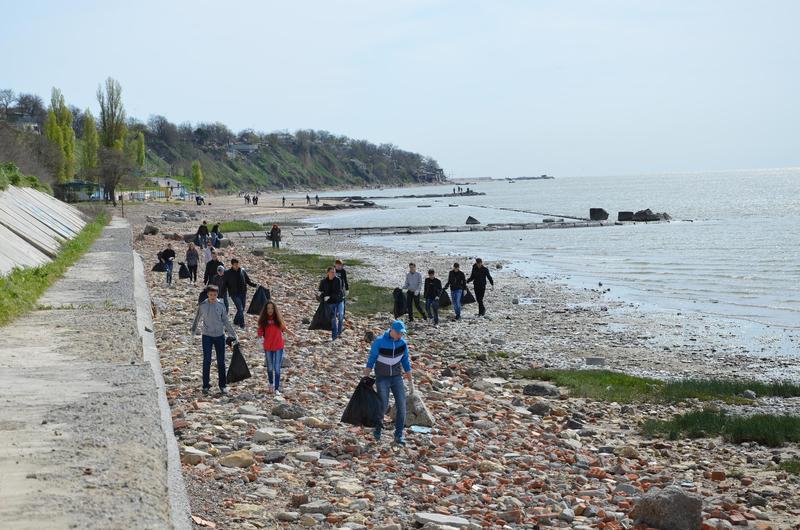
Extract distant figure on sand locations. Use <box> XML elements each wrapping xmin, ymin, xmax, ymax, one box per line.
<box><xmin>402</xmin><ymin>262</ymin><xmax>426</xmax><ymax>322</ymax></box>
<box><xmin>306</xmin><ymin>194</ymin><xmax>311</xmax><ymax>205</ymax></box>
<box><xmin>223</xmin><ymin>258</ymin><xmax>258</xmax><ymax>329</ymax></box>
<box><xmin>191</xmin><ymin>285</ymin><xmax>237</xmax><ymax>396</ymax></box>
<box><xmin>269</xmin><ymin>224</ymin><xmax>281</xmax><ymax>249</ymax></box>
<box><xmin>252</xmin><ymin>195</ymin><xmax>259</xmax><ymax>206</ymax></box>
<box><xmin>318</xmin><ymin>266</ymin><xmax>345</xmax><ymax>341</ymax></box>
<box><xmin>363</xmin><ymin>320</ymin><xmax>412</xmax><ymax>446</ymax></box>
<box><xmin>257</xmin><ymin>301</ymin><xmax>295</xmax><ymax>395</ymax></box>
<box><xmin>467</xmin><ymin>257</ymin><xmax>494</xmax><ymax>317</ymax></box>
<box><xmin>161</xmin><ymin>243</ymin><xmax>176</xmax><ymax>287</ymax></box>
<box><xmin>315</xmin><ymin>194</ymin><xmax>319</xmax><ymax>205</ymax></box>
<box><xmin>185</xmin><ymin>242</ymin><xmax>199</xmax><ymax>285</ymax></box>
<box><xmin>282</xmin><ymin>196</ymin><xmax>286</xmax><ymax>207</ymax></box>
<box><xmin>443</xmin><ymin>262</ymin><xmax>467</xmax><ymax>320</ymax></box>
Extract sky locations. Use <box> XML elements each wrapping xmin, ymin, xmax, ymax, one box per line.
<box><xmin>2</xmin><ymin>0</ymin><xmax>799</xmax><ymax>178</ymax></box>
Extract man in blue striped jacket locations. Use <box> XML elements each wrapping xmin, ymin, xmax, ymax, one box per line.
<box><xmin>363</xmin><ymin>320</ymin><xmax>413</xmax><ymax>445</ymax></box>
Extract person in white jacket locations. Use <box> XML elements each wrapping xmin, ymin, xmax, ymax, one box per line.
<box><xmin>402</xmin><ymin>263</ymin><xmax>427</xmax><ymax>322</ymax></box>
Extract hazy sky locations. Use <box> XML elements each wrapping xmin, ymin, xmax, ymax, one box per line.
<box><xmin>3</xmin><ymin>0</ymin><xmax>799</xmax><ymax>178</ymax></box>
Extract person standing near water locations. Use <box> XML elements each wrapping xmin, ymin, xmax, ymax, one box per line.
<box><xmin>467</xmin><ymin>257</ymin><xmax>494</xmax><ymax>317</ymax></box>
<box><xmin>191</xmin><ymin>285</ymin><xmax>237</xmax><ymax>395</ymax></box>
<box><xmin>443</xmin><ymin>262</ymin><xmax>467</xmax><ymax>320</ymax></box>
<box><xmin>282</xmin><ymin>196</ymin><xmax>286</xmax><ymax>207</ymax></box>
<box><xmin>269</xmin><ymin>224</ymin><xmax>281</xmax><ymax>249</ymax></box>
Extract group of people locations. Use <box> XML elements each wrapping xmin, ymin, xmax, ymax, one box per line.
<box><xmin>196</xmin><ymin>220</ymin><xmax>223</xmax><ymax>248</ymax></box>
<box><xmin>242</xmin><ymin>193</ymin><xmax>259</xmax><ymax>205</ymax></box>
<box><xmin>451</xmin><ymin>186</ymin><xmax>472</xmax><ymax>195</ymax></box>
<box><xmin>306</xmin><ymin>194</ymin><xmax>320</xmax><ymax>205</ymax></box>
<box><xmin>402</xmin><ymin>258</ymin><xmax>494</xmax><ymax>324</ymax></box>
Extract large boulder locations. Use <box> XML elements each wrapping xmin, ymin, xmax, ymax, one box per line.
<box><xmin>631</xmin><ymin>485</ymin><xmax>702</xmax><ymax>530</ymax></box>
<box><xmin>219</xmin><ymin>449</ymin><xmax>255</xmax><ymax>468</ymax></box>
<box><xmin>589</xmin><ymin>208</ymin><xmax>609</xmax><ymax>221</ymax></box>
<box><xmin>523</xmin><ymin>382</ymin><xmax>560</xmax><ymax>397</ymax></box>
<box><xmin>632</xmin><ymin>209</ymin><xmax>671</xmax><ymax>222</ymax></box>
<box><xmin>388</xmin><ymin>389</ymin><xmax>435</xmax><ymax>427</ymax></box>
<box><xmin>143</xmin><ymin>224</ymin><xmax>159</xmax><ymax>235</ymax></box>
<box><xmin>465</xmin><ymin>216</ymin><xmax>480</xmax><ymax>225</ymax></box>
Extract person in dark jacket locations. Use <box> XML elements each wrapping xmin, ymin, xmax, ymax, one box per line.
<box><xmin>185</xmin><ymin>242</ymin><xmax>199</xmax><ymax>285</ymax></box>
<box><xmin>197</xmin><ymin>221</ymin><xmax>210</xmax><ymax>247</ymax></box>
<box><xmin>210</xmin><ymin>223</ymin><xmax>221</xmax><ymax>247</ymax></box>
<box><xmin>363</xmin><ymin>320</ymin><xmax>412</xmax><ymax>445</ymax></box>
<box><xmin>442</xmin><ymin>262</ymin><xmax>467</xmax><ymax>320</ymax></box>
<box><xmin>334</xmin><ymin>259</ymin><xmax>349</xmax><ymax>317</ymax></box>
<box><xmin>269</xmin><ymin>224</ymin><xmax>281</xmax><ymax>249</ymax></box>
<box><xmin>318</xmin><ymin>266</ymin><xmax>345</xmax><ymax>341</ymax></box>
<box><xmin>207</xmin><ymin>265</ymin><xmax>228</xmax><ymax>309</ymax></box>
<box><xmin>424</xmin><ymin>269</ymin><xmax>443</xmax><ymax>325</ymax></box>
<box><xmin>467</xmin><ymin>257</ymin><xmax>494</xmax><ymax>316</ymax></box>
<box><xmin>203</xmin><ymin>250</ymin><xmax>223</xmax><ymax>285</ymax></box>
<box><xmin>222</xmin><ymin>258</ymin><xmax>258</xmax><ymax>329</ymax></box>
<box><xmin>161</xmin><ymin>243</ymin><xmax>176</xmax><ymax>287</ymax></box>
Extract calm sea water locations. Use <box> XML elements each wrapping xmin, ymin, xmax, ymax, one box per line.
<box><xmin>305</xmin><ymin>170</ymin><xmax>800</xmax><ymax>334</ymax></box>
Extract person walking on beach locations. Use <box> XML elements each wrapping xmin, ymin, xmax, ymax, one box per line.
<box><xmin>185</xmin><ymin>242</ymin><xmax>199</xmax><ymax>285</ymax></box>
<box><xmin>443</xmin><ymin>262</ymin><xmax>467</xmax><ymax>320</ymax></box>
<box><xmin>282</xmin><ymin>196</ymin><xmax>286</xmax><ymax>207</ymax></box>
<box><xmin>191</xmin><ymin>285</ymin><xmax>238</xmax><ymax>395</ymax></box>
<box><xmin>424</xmin><ymin>268</ymin><xmax>442</xmax><ymax>325</ymax></box>
<box><xmin>334</xmin><ymin>259</ymin><xmax>349</xmax><ymax>316</ymax></box>
<box><xmin>269</xmin><ymin>224</ymin><xmax>281</xmax><ymax>249</ymax></box>
<box><xmin>203</xmin><ymin>240</ymin><xmax>215</xmax><ymax>264</ymax></box>
<box><xmin>210</xmin><ymin>223</ymin><xmax>221</xmax><ymax>247</ymax></box>
<box><xmin>205</xmin><ymin>264</ymin><xmax>228</xmax><ymax>310</ymax></box>
<box><xmin>318</xmin><ymin>266</ymin><xmax>345</xmax><ymax>341</ymax></box>
<box><xmin>197</xmin><ymin>221</ymin><xmax>210</xmax><ymax>247</ymax></box>
<box><xmin>161</xmin><ymin>243</ymin><xmax>176</xmax><ymax>287</ymax></box>
<box><xmin>306</xmin><ymin>194</ymin><xmax>311</xmax><ymax>205</ymax></box>
<box><xmin>363</xmin><ymin>320</ymin><xmax>412</xmax><ymax>445</ymax></box>
<box><xmin>203</xmin><ymin>250</ymin><xmax>223</xmax><ymax>284</ymax></box>
<box><xmin>223</xmin><ymin>258</ymin><xmax>258</xmax><ymax>330</ymax></box>
<box><xmin>315</xmin><ymin>194</ymin><xmax>319</xmax><ymax>205</ymax></box>
<box><xmin>467</xmin><ymin>257</ymin><xmax>494</xmax><ymax>317</ymax></box>
<box><xmin>257</xmin><ymin>301</ymin><xmax>294</xmax><ymax>395</ymax></box>
<box><xmin>402</xmin><ymin>262</ymin><xmax>426</xmax><ymax>322</ymax></box>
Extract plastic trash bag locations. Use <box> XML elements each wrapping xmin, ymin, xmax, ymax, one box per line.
<box><xmin>341</xmin><ymin>377</ymin><xmax>383</xmax><ymax>428</ymax></box>
<box><xmin>392</xmin><ymin>287</ymin><xmax>407</xmax><ymax>317</ymax></box>
<box><xmin>226</xmin><ymin>343</ymin><xmax>251</xmax><ymax>384</ymax></box>
<box><xmin>152</xmin><ymin>262</ymin><xmax>167</xmax><ymax>272</ymax></box>
<box><xmin>461</xmin><ymin>288</ymin><xmax>476</xmax><ymax>305</ymax></box>
<box><xmin>438</xmin><ymin>290</ymin><xmax>452</xmax><ymax>308</ymax></box>
<box><xmin>178</xmin><ymin>262</ymin><xmax>190</xmax><ymax>279</ymax></box>
<box><xmin>308</xmin><ymin>302</ymin><xmax>332</xmax><ymax>330</ymax></box>
<box><xmin>246</xmin><ymin>286</ymin><xmax>271</xmax><ymax>315</ymax></box>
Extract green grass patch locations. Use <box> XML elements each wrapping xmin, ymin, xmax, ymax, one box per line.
<box><xmin>268</xmin><ymin>252</ymin><xmax>365</xmax><ymax>275</ymax></box>
<box><xmin>0</xmin><ymin>212</ymin><xmax>109</xmax><ymax>326</ymax></box>
<box><xmin>514</xmin><ymin>369</ymin><xmax>800</xmax><ymax>404</ymax></box>
<box><xmin>218</xmin><ymin>219</ymin><xmax>265</xmax><ymax>232</ymax></box>
<box><xmin>642</xmin><ymin>409</ymin><xmax>800</xmax><ymax>447</ymax></box>
<box><xmin>780</xmin><ymin>458</ymin><xmax>800</xmax><ymax>474</ymax></box>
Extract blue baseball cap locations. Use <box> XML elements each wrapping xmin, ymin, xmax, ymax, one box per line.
<box><xmin>391</xmin><ymin>320</ymin><xmax>407</xmax><ymax>335</ymax></box>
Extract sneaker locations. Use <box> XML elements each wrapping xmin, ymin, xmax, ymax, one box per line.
<box><xmin>393</xmin><ymin>437</ymin><xmax>406</xmax><ymax>447</ymax></box>
<box><xmin>202</xmin><ymin>387</ymin><xmax>210</xmax><ymax>396</ymax></box>
<box><xmin>220</xmin><ymin>387</ymin><xmax>229</xmax><ymax>395</ymax></box>
<box><xmin>274</xmin><ymin>389</ymin><xmax>281</xmax><ymax>397</ymax></box>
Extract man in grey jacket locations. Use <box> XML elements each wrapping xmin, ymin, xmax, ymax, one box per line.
<box><xmin>191</xmin><ymin>285</ymin><xmax>238</xmax><ymax>395</ymax></box>
<box><xmin>402</xmin><ymin>262</ymin><xmax>427</xmax><ymax>322</ymax></box>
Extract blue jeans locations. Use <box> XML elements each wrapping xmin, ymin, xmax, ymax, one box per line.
<box><xmin>271</xmin><ymin>239</ymin><xmax>279</xmax><ymax>249</ymax></box>
<box><xmin>376</xmin><ymin>375</ymin><xmax>406</xmax><ymax>441</ymax></box>
<box><xmin>198</xmin><ymin>235</ymin><xmax>208</xmax><ymax>248</ymax></box>
<box><xmin>232</xmin><ymin>294</ymin><xmax>246</xmax><ymax>328</ymax></box>
<box><xmin>425</xmin><ymin>298</ymin><xmax>439</xmax><ymax>324</ymax></box>
<box><xmin>264</xmin><ymin>349</ymin><xmax>285</xmax><ymax>390</ymax></box>
<box><xmin>211</xmin><ymin>233</ymin><xmax>219</xmax><ymax>247</ymax></box>
<box><xmin>451</xmin><ymin>289</ymin><xmax>463</xmax><ymax>319</ymax></box>
<box><xmin>164</xmin><ymin>261</ymin><xmax>174</xmax><ymax>285</ymax></box>
<box><xmin>201</xmin><ymin>335</ymin><xmax>226</xmax><ymax>389</ymax></box>
<box><xmin>329</xmin><ymin>301</ymin><xmax>345</xmax><ymax>340</ymax></box>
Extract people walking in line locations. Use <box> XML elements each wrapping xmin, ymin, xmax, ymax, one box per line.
<box><xmin>467</xmin><ymin>257</ymin><xmax>494</xmax><ymax>316</ymax></box>
<box><xmin>161</xmin><ymin>243</ymin><xmax>176</xmax><ymax>287</ymax></box>
<box><xmin>203</xmin><ymin>250</ymin><xmax>223</xmax><ymax>285</ymax></box>
<box><xmin>269</xmin><ymin>224</ymin><xmax>281</xmax><ymax>249</ymax></box>
<box><xmin>257</xmin><ymin>301</ymin><xmax>294</xmax><ymax>395</ymax></box>
<box><xmin>191</xmin><ymin>285</ymin><xmax>237</xmax><ymax>395</ymax></box>
<box><xmin>185</xmin><ymin>242</ymin><xmax>199</xmax><ymax>285</ymax></box>
<box><xmin>210</xmin><ymin>223</ymin><xmax>221</xmax><ymax>247</ymax></box>
<box><xmin>402</xmin><ymin>262</ymin><xmax>426</xmax><ymax>322</ymax></box>
<box><xmin>424</xmin><ymin>268</ymin><xmax>442</xmax><ymax>325</ymax></box>
<box><xmin>203</xmin><ymin>240</ymin><xmax>215</xmax><ymax>264</ymax></box>
<box><xmin>223</xmin><ymin>258</ymin><xmax>258</xmax><ymax>330</ymax></box>
<box><xmin>443</xmin><ymin>262</ymin><xmax>467</xmax><ymax>320</ymax></box>
<box><xmin>318</xmin><ymin>266</ymin><xmax>345</xmax><ymax>341</ymax></box>
<box><xmin>197</xmin><ymin>220</ymin><xmax>210</xmax><ymax>247</ymax></box>
<box><xmin>363</xmin><ymin>320</ymin><xmax>412</xmax><ymax>446</ymax></box>
<box><xmin>334</xmin><ymin>259</ymin><xmax>349</xmax><ymax>317</ymax></box>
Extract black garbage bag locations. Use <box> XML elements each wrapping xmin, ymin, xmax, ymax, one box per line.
<box><xmin>341</xmin><ymin>377</ymin><xmax>383</xmax><ymax>428</ymax></box>
<box><xmin>392</xmin><ymin>287</ymin><xmax>407</xmax><ymax>317</ymax></box>
<box><xmin>178</xmin><ymin>262</ymin><xmax>190</xmax><ymax>279</ymax></box>
<box><xmin>198</xmin><ymin>287</ymin><xmax>210</xmax><ymax>304</ymax></box>
<box><xmin>226</xmin><ymin>343</ymin><xmax>251</xmax><ymax>384</ymax></box>
<box><xmin>152</xmin><ymin>262</ymin><xmax>167</xmax><ymax>272</ymax></box>
<box><xmin>247</xmin><ymin>286</ymin><xmax>271</xmax><ymax>315</ymax></box>
<box><xmin>461</xmin><ymin>288</ymin><xmax>476</xmax><ymax>305</ymax></box>
<box><xmin>308</xmin><ymin>302</ymin><xmax>332</xmax><ymax>330</ymax></box>
<box><xmin>438</xmin><ymin>290</ymin><xmax>452</xmax><ymax>308</ymax></box>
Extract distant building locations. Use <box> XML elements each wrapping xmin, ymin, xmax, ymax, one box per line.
<box><xmin>5</xmin><ymin>111</ymin><xmax>41</xmax><ymax>133</ymax></box>
<box><xmin>226</xmin><ymin>143</ymin><xmax>259</xmax><ymax>158</ymax></box>
<box><xmin>147</xmin><ymin>176</ymin><xmax>188</xmax><ymax>198</ymax></box>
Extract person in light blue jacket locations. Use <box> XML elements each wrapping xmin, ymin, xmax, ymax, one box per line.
<box><xmin>363</xmin><ymin>320</ymin><xmax>413</xmax><ymax>445</ymax></box>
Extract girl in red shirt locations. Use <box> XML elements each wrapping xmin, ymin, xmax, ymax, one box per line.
<box><xmin>257</xmin><ymin>301</ymin><xmax>293</xmax><ymax>395</ymax></box>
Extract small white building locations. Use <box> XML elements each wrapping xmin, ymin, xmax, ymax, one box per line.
<box><xmin>148</xmin><ymin>177</ymin><xmax>188</xmax><ymax>198</ymax></box>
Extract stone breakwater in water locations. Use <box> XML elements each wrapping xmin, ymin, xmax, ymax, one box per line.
<box><xmin>135</xmin><ymin>220</ymin><xmax>800</xmax><ymax>529</ymax></box>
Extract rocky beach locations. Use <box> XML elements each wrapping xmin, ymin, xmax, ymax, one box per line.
<box><xmin>131</xmin><ymin>196</ymin><xmax>800</xmax><ymax>530</ymax></box>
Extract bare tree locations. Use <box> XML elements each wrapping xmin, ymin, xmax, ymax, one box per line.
<box><xmin>0</xmin><ymin>89</ymin><xmax>15</xmax><ymax>116</ymax></box>
<box><xmin>14</xmin><ymin>93</ymin><xmax>46</xmax><ymax>127</ymax></box>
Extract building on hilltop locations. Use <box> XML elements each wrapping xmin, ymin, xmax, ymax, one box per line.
<box><xmin>226</xmin><ymin>143</ymin><xmax>259</xmax><ymax>159</ymax></box>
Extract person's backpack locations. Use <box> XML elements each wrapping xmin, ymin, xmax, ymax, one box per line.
<box><xmin>392</xmin><ymin>287</ymin><xmax>407</xmax><ymax>317</ymax></box>
<box><xmin>178</xmin><ymin>262</ymin><xmax>190</xmax><ymax>279</ymax></box>
<box><xmin>226</xmin><ymin>342</ymin><xmax>251</xmax><ymax>384</ymax></box>
<box><xmin>308</xmin><ymin>301</ymin><xmax>332</xmax><ymax>330</ymax></box>
<box><xmin>247</xmin><ymin>286</ymin><xmax>271</xmax><ymax>315</ymax></box>
<box><xmin>341</xmin><ymin>377</ymin><xmax>383</xmax><ymax>428</ymax></box>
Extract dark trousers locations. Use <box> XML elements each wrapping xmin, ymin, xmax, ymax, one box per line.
<box><xmin>425</xmin><ymin>298</ymin><xmax>439</xmax><ymax>324</ymax></box>
<box><xmin>202</xmin><ymin>334</ymin><xmax>226</xmax><ymax>389</ymax></box>
<box><xmin>406</xmin><ymin>291</ymin><xmax>426</xmax><ymax>321</ymax></box>
<box><xmin>232</xmin><ymin>294</ymin><xmax>246</xmax><ymax>328</ymax></box>
<box><xmin>271</xmin><ymin>239</ymin><xmax>280</xmax><ymax>249</ymax></box>
<box><xmin>188</xmin><ymin>265</ymin><xmax>197</xmax><ymax>282</ymax></box>
<box><xmin>475</xmin><ymin>284</ymin><xmax>487</xmax><ymax>315</ymax></box>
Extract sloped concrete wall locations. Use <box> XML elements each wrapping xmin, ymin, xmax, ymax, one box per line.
<box><xmin>0</xmin><ymin>185</ymin><xmax>86</xmax><ymax>275</ymax></box>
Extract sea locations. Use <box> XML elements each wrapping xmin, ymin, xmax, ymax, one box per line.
<box><xmin>303</xmin><ymin>169</ymin><xmax>800</xmax><ymax>355</ymax></box>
